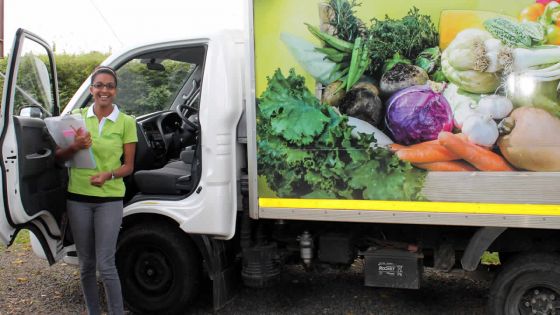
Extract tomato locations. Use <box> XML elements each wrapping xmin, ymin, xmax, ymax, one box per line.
<box><xmin>546</xmin><ymin>24</ymin><xmax>560</xmax><ymax>45</ymax></box>
<box><xmin>537</xmin><ymin>0</ymin><xmax>557</xmax><ymax>5</ymax></box>
<box><xmin>519</xmin><ymin>3</ymin><xmax>546</xmax><ymax>21</ymax></box>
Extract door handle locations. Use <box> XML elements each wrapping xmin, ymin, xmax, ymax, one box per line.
<box><xmin>26</xmin><ymin>148</ymin><xmax>52</xmax><ymax>160</ymax></box>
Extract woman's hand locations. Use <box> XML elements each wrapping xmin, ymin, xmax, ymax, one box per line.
<box><xmin>71</xmin><ymin>127</ymin><xmax>92</xmax><ymax>151</ymax></box>
<box><xmin>55</xmin><ymin>127</ymin><xmax>92</xmax><ymax>161</ymax></box>
<box><xmin>90</xmin><ymin>172</ymin><xmax>111</xmax><ymax>187</ymax></box>
<box><xmin>89</xmin><ymin>143</ymin><xmax>136</xmax><ymax>187</ymax></box>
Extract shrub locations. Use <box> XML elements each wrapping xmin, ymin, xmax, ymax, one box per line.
<box><xmin>53</xmin><ymin>52</ymin><xmax>108</xmax><ymax>109</ymax></box>
<box><xmin>0</xmin><ymin>52</ymin><xmax>108</xmax><ymax>111</ymax></box>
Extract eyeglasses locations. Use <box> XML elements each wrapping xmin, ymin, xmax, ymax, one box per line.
<box><xmin>91</xmin><ymin>82</ymin><xmax>116</xmax><ymax>90</ymax></box>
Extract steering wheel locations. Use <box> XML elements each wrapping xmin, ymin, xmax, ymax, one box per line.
<box><xmin>176</xmin><ymin>103</ymin><xmax>199</xmax><ymax>132</ymax></box>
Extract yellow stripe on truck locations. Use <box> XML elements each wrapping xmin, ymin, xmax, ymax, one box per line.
<box><xmin>259</xmin><ymin>198</ymin><xmax>560</xmax><ymax>216</ymax></box>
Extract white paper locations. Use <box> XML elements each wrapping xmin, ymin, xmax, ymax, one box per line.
<box><xmin>44</xmin><ymin>114</ymin><xmax>96</xmax><ymax>169</ymax></box>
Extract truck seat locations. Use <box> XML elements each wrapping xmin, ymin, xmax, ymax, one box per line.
<box><xmin>134</xmin><ymin>146</ymin><xmax>196</xmax><ymax>195</ymax></box>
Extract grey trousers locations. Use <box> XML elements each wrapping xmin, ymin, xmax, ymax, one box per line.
<box><xmin>67</xmin><ymin>200</ymin><xmax>124</xmax><ymax>315</ymax></box>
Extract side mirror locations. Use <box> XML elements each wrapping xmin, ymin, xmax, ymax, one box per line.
<box><xmin>20</xmin><ymin>106</ymin><xmax>45</xmax><ymax>119</ymax></box>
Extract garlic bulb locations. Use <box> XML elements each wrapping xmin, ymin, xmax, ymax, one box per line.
<box><xmin>477</xmin><ymin>95</ymin><xmax>513</xmax><ymax>119</ymax></box>
<box><xmin>462</xmin><ymin>115</ymin><xmax>499</xmax><ymax>147</ymax></box>
<box><xmin>453</xmin><ymin>102</ymin><xmax>479</xmax><ymax>129</ymax></box>
<box><xmin>484</xmin><ymin>38</ymin><xmax>503</xmax><ymax>73</ymax></box>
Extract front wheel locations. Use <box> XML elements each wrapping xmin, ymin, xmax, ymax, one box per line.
<box><xmin>116</xmin><ymin>223</ymin><xmax>201</xmax><ymax>315</ymax></box>
<box><xmin>488</xmin><ymin>252</ymin><xmax>560</xmax><ymax>315</ymax></box>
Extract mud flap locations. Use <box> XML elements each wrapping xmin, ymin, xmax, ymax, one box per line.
<box><xmin>192</xmin><ymin>234</ymin><xmax>239</xmax><ymax>310</ymax></box>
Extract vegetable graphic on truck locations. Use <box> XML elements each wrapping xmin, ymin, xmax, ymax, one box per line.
<box><xmin>255</xmin><ymin>0</ymin><xmax>560</xmax><ymax>205</ymax></box>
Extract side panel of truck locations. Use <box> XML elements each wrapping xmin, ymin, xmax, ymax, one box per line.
<box><xmin>249</xmin><ymin>0</ymin><xmax>560</xmax><ymax>228</ymax></box>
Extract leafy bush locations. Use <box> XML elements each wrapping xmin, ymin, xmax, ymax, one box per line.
<box><xmin>1</xmin><ymin>52</ymin><xmax>192</xmax><ymax>117</ymax></box>
<box><xmin>115</xmin><ymin>59</ymin><xmax>193</xmax><ymax>117</ymax></box>
<box><xmin>0</xmin><ymin>52</ymin><xmax>108</xmax><ymax>111</ymax></box>
<box><xmin>53</xmin><ymin>52</ymin><xmax>108</xmax><ymax>109</ymax></box>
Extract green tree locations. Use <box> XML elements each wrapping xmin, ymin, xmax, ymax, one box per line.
<box><xmin>0</xmin><ymin>52</ymin><xmax>108</xmax><ymax>112</ymax></box>
<box><xmin>55</xmin><ymin>52</ymin><xmax>108</xmax><ymax>109</ymax></box>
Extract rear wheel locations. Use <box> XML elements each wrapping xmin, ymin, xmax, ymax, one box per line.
<box><xmin>116</xmin><ymin>223</ymin><xmax>201</xmax><ymax>315</ymax></box>
<box><xmin>488</xmin><ymin>252</ymin><xmax>560</xmax><ymax>315</ymax></box>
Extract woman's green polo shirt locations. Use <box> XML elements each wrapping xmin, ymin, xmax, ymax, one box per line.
<box><xmin>67</xmin><ymin>105</ymin><xmax>137</xmax><ymax>198</ymax></box>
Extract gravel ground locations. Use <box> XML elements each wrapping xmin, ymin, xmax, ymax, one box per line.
<box><xmin>0</xmin><ymin>238</ymin><xmax>492</xmax><ymax>315</ymax></box>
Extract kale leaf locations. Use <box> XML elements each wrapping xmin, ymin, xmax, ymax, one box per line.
<box><xmin>257</xmin><ymin>68</ymin><xmax>425</xmax><ymax>200</ymax></box>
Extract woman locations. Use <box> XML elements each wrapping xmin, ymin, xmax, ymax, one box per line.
<box><xmin>56</xmin><ymin>66</ymin><xmax>137</xmax><ymax>315</ymax></box>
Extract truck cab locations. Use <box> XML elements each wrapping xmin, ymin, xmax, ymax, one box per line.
<box><xmin>0</xmin><ymin>28</ymin><xmax>246</xmax><ymax>313</ymax></box>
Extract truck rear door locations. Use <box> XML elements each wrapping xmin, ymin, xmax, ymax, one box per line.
<box><xmin>0</xmin><ymin>29</ymin><xmax>66</xmax><ymax>264</ymax></box>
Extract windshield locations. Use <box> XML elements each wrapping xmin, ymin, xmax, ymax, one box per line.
<box><xmin>77</xmin><ymin>45</ymin><xmax>206</xmax><ymax>118</ymax></box>
<box><xmin>113</xmin><ymin>58</ymin><xmax>195</xmax><ymax>117</ymax></box>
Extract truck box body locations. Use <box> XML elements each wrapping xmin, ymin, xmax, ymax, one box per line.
<box><xmin>249</xmin><ymin>0</ymin><xmax>560</xmax><ymax>229</ymax></box>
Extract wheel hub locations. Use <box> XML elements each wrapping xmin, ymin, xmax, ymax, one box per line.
<box><xmin>134</xmin><ymin>250</ymin><xmax>172</xmax><ymax>294</ymax></box>
<box><xmin>520</xmin><ymin>288</ymin><xmax>559</xmax><ymax>315</ymax></box>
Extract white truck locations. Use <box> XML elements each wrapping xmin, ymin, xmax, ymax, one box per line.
<box><xmin>2</xmin><ymin>1</ymin><xmax>560</xmax><ymax>314</ymax></box>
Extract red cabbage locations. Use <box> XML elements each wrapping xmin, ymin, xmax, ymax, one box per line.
<box><xmin>385</xmin><ymin>83</ymin><xmax>453</xmax><ymax>145</ymax></box>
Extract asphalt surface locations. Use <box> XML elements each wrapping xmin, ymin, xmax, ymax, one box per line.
<box><xmin>1</xmin><ymin>241</ymin><xmax>491</xmax><ymax>315</ymax></box>
<box><xmin>197</xmin><ymin>264</ymin><xmax>490</xmax><ymax>315</ymax></box>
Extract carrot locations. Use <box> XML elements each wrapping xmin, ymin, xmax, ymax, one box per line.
<box><xmin>453</xmin><ymin>133</ymin><xmax>492</xmax><ymax>150</ymax></box>
<box><xmin>438</xmin><ymin>132</ymin><xmax>514</xmax><ymax>171</ymax></box>
<box><xmin>413</xmin><ymin>161</ymin><xmax>478</xmax><ymax>171</ymax></box>
<box><xmin>393</xmin><ymin>140</ymin><xmax>460</xmax><ymax>163</ymax></box>
<box><xmin>389</xmin><ymin>143</ymin><xmax>407</xmax><ymax>152</ymax></box>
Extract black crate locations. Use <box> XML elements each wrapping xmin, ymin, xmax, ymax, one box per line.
<box><xmin>363</xmin><ymin>248</ymin><xmax>423</xmax><ymax>289</ymax></box>
<box><xmin>318</xmin><ymin>233</ymin><xmax>355</xmax><ymax>265</ymax></box>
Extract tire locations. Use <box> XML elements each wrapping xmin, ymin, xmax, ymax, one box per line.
<box><xmin>488</xmin><ymin>252</ymin><xmax>560</xmax><ymax>315</ymax></box>
<box><xmin>116</xmin><ymin>223</ymin><xmax>201</xmax><ymax>315</ymax></box>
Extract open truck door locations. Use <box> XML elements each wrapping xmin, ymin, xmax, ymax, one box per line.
<box><xmin>0</xmin><ymin>29</ymin><xmax>67</xmax><ymax>264</ymax></box>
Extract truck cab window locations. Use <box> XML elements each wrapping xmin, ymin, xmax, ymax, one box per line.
<box><xmin>13</xmin><ymin>42</ymin><xmax>55</xmax><ymax>117</ymax></box>
<box><xmin>114</xmin><ymin>58</ymin><xmax>194</xmax><ymax>117</ymax></box>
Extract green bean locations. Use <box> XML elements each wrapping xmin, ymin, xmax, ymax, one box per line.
<box><xmin>346</xmin><ymin>37</ymin><xmax>362</xmax><ymax>91</ymax></box>
<box><xmin>334</xmin><ymin>74</ymin><xmax>349</xmax><ymax>94</ymax></box>
<box><xmin>306</xmin><ymin>23</ymin><xmax>354</xmax><ymax>52</ymax></box>
<box><xmin>315</xmin><ymin>47</ymin><xmax>341</xmax><ymax>56</ymax></box>
<box><xmin>330</xmin><ymin>67</ymin><xmax>349</xmax><ymax>83</ymax></box>
<box><xmin>353</xmin><ymin>44</ymin><xmax>371</xmax><ymax>86</ymax></box>
<box><xmin>315</xmin><ymin>47</ymin><xmax>349</xmax><ymax>63</ymax></box>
